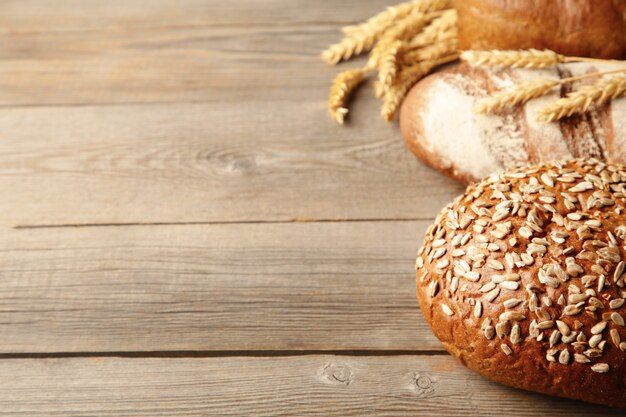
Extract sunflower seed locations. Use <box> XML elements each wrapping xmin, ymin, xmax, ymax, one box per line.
<box><xmin>568</xmin><ymin>294</ymin><xmax>588</xmax><ymax>304</ymax></box>
<box><xmin>541</xmin><ymin>173</ymin><xmax>554</xmax><ymax>187</ymax></box>
<box><xmin>584</xmin><ymin>348</ymin><xmax>603</xmax><ymax>358</ymax></box>
<box><xmin>487</xmin><ymin>259</ymin><xmax>504</xmax><ymax>270</ymax></box>
<box><xmin>499</xmin><ymin>312</ymin><xmax>526</xmax><ymax>322</ymax></box>
<box><xmin>432</xmin><ymin>239</ymin><xmax>446</xmax><ymax>248</ymax></box>
<box><xmin>591</xmin><ymin>321</ymin><xmax>608</xmax><ymax>334</ymax></box>
<box><xmin>480</xmin><ymin>282</ymin><xmax>496</xmax><ymax>293</ymax></box>
<box><xmin>441</xmin><ymin>304</ymin><xmax>454</xmax><ymax>316</ymax></box>
<box><xmin>432</xmin><ymin>248</ymin><xmax>447</xmax><ymax>259</ymax></box>
<box><xmin>610</xmin><ymin>329</ymin><xmax>621</xmax><ymax>347</ymax></box>
<box><xmin>537</xmin><ymin>320</ymin><xmax>555</xmax><ymax>330</ymax></box>
<box><xmin>510</xmin><ymin>324</ymin><xmax>521</xmax><ymax>344</ymax></box>
<box><xmin>518</xmin><ymin>227</ymin><xmax>533</xmax><ymax>239</ymax></box>
<box><xmin>589</xmin><ymin>334</ymin><xmax>602</xmax><ymax>348</ymax></box>
<box><xmin>564</xmin><ymin>305</ymin><xmax>582</xmax><ymax>315</ymax></box>
<box><xmin>569</xmin><ymin>181</ymin><xmax>593</xmax><ymax>193</ymax></box>
<box><xmin>500</xmin><ymin>281</ymin><xmax>520</xmax><ymax>290</ymax></box>
<box><xmin>474</xmin><ymin>301</ymin><xmax>482</xmax><ymax>318</ymax></box>
<box><xmin>486</xmin><ymin>287</ymin><xmax>501</xmax><ymax>302</ymax></box>
<box><xmin>591</xmin><ymin>363</ymin><xmax>609</xmax><ymax>373</ymax></box>
<box><xmin>450</xmin><ymin>276</ymin><xmax>459</xmax><ymax>293</ymax></box>
<box><xmin>503</xmin><ymin>298</ymin><xmax>522</xmax><ymax>309</ymax></box>
<box><xmin>558</xmin><ymin>349</ymin><xmax>570</xmax><ymax>365</ymax></box>
<box><xmin>500</xmin><ymin>344</ymin><xmax>513</xmax><ymax>355</ymax></box>
<box><xmin>549</xmin><ymin>330</ymin><xmax>561</xmax><ymax>347</ymax></box>
<box><xmin>598</xmin><ymin>247</ymin><xmax>621</xmax><ymax>263</ymax></box>
<box><xmin>556</xmin><ymin>320</ymin><xmax>571</xmax><ymax>336</ymax></box>
<box><xmin>436</xmin><ymin>259</ymin><xmax>449</xmax><ymax>270</ymax></box>
<box><xmin>464</xmin><ymin>271</ymin><xmax>480</xmax><ymax>282</ymax></box>
<box><xmin>611</xmin><ymin>312</ymin><xmax>625</xmax><ymax>326</ymax></box>
<box><xmin>610</xmin><ymin>298</ymin><xmax>625</xmax><ymax>309</ymax></box>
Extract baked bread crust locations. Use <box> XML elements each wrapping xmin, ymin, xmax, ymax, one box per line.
<box><xmin>399</xmin><ymin>63</ymin><xmax>626</xmax><ymax>184</ymax></box>
<box><xmin>457</xmin><ymin>0</ymin><xmax>626</xmax><ymax>59</ymax></box>
<box><xmin>416</xmin><ymin>159</ymin><xmax>626</xmax><ymax>407</ymax></box>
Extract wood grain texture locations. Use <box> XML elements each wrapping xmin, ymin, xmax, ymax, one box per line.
<box><xmin>0</xmin><ymin>355</ymin><xmax>622</xmax><ymax>416</ymax></box>
<box><xmin>0</xmin><ymin>220</ymin><xmax>440</xmax><ymax>353</ymax></box>
<box><xmin>0</xmin><ymin>101</ymin><xmax>463</xmax><ymax>227</ymax></box>
<box><xmin>0</xmin><ymin>0</ymin><xmax>464</xmax><ymax>227</ymax></box>
<box><xmin>0</xmin><ymin>0</ymin><xmax>388</xmax><ymax>106</ymax></box>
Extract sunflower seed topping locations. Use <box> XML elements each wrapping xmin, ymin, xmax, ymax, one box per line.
<box><xmin>611</xmin><ymin>312</ymin><xmax>625</xmax><ymax>326</ymax></box>
<box><xmin>591</xmin><ymin>363</ymin><xmax>609</xmax><ymax>373</ymax></box>
<box><xmin>591</xmin><ymin>321</ymin><xmax>608</xmax><ymax>335</ymax></box>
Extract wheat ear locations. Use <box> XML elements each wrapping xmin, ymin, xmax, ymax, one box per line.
<box><xmin>405</xmin><ymin>8</ymin><xmax>457</xmax><ymax>50</ymax></box>
<box><xmin>368</xmin><ymin>12</ymin><xmax>440</xmax><ymax>68</ymax></box>
<box><xmin>322</xmin><ymin>0</ymin><xmax>452</xmax><ymax>65</ymax></box>
<box><xmin>381</xmin><ymin>53</ymin><xmax>459</xmax><ymax>121</ymax></box>
<box><xmin>537</xmin><ymin>75</ymin><xmax>626</xmax><ymax>122</ymax></box>
<box><xmin>474</xmin><ymin>79</ymin><xmax>559</xmax><ymax>114</ymax></box>
<box><xmin>328</xmin><ymin>68</ymin><xmax>367</xmax><ymax>124</ymax></box>
<box><xmin>461</xmin><ymin>49</ymin><xmax>562</xmax><ymax>68</ymax></box>
<box><xmin>378</xmin><ymin>36</ymin><xmax>456</xmax><ymax>101</ymax></box>
<box><xmin>402</xmin><ymin>37</ymin><xmax>458</xmax><ymax>64</ymax></box>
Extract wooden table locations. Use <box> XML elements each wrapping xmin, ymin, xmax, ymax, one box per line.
<box><xmin>0</xmin><ymin>1</ymin><xmax>622</xmax><ymax>415</ymax></box>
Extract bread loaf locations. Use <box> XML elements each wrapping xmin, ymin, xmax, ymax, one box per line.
<box><xmin>416</xmin><ymin>159</ymin><xmax>626</xmax><ymax>407</ymax></box>
<box><xmin>457</xmin><ymin>0</ymin><xmax>626</xmax><ymax>59</ymax></box>
<box><xmin>400</xmin><ymin>63</ymin><xmax>626</xmax><ymax>184</ymax></box>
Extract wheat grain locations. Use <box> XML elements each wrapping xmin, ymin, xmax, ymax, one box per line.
<box><xmin>328</xmin><ymin>68</ymin><xmax>367</xmax><ymax>124</ymax></box>
<box><xmin>537</xmin><ymin>75</ymin><xmax>626</xmax><ymax>122</ymax></box>
<box><xmin>381</xmin><ymin>53</ymin><xmax>458</xmax><ymax>120</ymax></box>
<box><xmin>377</xmin><ymin>40</ymin><xmax>406</xmax><ymax>96</ymax></box>
<box><xmin>322</xmin><ymin>0</ymin><xmax>453</xmax><ymax>65</ymax></box>
<box><xmin>461</xmin><ymin>49</ymin><xmax>563</xmax><ymax>68</ymax></box>
<box><xmin>474</xmin><ymin>79</ymin><xmax>559</xmax><ymax>114</ymax></box>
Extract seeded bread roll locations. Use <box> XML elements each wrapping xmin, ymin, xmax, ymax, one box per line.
<box><xmin>400</xmin><ymin>63</ymin><xmax>626</xmax><ymax>184</ymax></box>
<box><xmin>416</xmin><ymin>159</ymin><xmax>626</xmax><ymax>407</ymax></box>
<box><xmin>457</xmin><ymin>0</ymin><xmax>626</xmax><ymax>59</ymax></box>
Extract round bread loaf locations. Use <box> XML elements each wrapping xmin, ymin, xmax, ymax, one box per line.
<box><xmin>416</xmin><ymin>159</ymin><xmax>626</xmax><ymax>407</ymax></box>
<box><xmin>457</xmin><ymin>0</ymin><xmax>626</xmax><ymax>59</ymax></box>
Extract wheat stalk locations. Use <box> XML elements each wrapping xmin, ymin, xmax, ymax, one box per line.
<box><xmin>321</xmin><ymin>0</ymin><xmax>453</xmax><ymax>65</ymax></box>
<box><xmin>461</xmin><ymin>48</ymin><xmax>626</xmax><ymax>69</ymax></box>
<box><xmin>474</xmin><ymin>79</ymin><xmax>559</xmax><ymax>114</ymax></box>
<box><xmin>461</xmin><ymin>49</ymin><xmax>562</xmax><ymax>68</ymax></box>
<box><xmin>537</xmin><ymin>75</ymin><xmax>626</xmax><ymax>122</ymax></box>
<box><xmin>328</xmin><ymin>68</ymin><xmax>367</xmax><ymax>124</ymax></box>
<box><xmin>381</xmin><ymin>53</ymin><xmax>459</xmax><ymax>120</ymax></box>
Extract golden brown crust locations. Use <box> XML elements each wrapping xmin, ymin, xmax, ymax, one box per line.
<box><xmin>416</xmin><ymin>159</ymin><xmax>626</xmax><ymax>407</ymax></box>
<box><xmin>457</xmin><ymin>0</ymin><xmax>626</xmax><ymax>59</ymax></box>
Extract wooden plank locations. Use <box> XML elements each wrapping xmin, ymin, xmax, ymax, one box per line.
<box><xmin>0</xmin><ymin>355</ymin><xmax>622</xmax><ymax>416</ymax></box>
<box><xmin>0</xmin><ymin>0</ymin><xmax>389</xmax><ymax>106</ymax></box>
<box><xmin>0</xmin><ymin>101</ymin><xmax>464</xmax><ymax>227</ymax></box>
<box><xmin>0</xmin><ymin>0</ymin><xmax>390</xmax><ymax>30</ymax></box>
<box><xmin>0</xmin><ymin>220</ymin><xmax>441</xmax><ymax>353</ymax></box>
<box><xmin>0</xmin><ymin>0</ymin><xmax>465</xmax><ymax>226</ymax></box>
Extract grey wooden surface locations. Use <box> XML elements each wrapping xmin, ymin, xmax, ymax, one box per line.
<box><xmin>0</xmin><ymin>0</ymin><xmax>620</xmax><ymax>415</ymax></box>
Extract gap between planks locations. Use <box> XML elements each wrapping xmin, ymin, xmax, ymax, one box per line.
<box><xmin>13</xmin><ymin>217</ymin><xmax>433</xmax><ymax>230</ymax></box>
<box><xmin>0</xmin><ymin>349</ymin><xmax>448</xmax><ymax>360</ymax></box>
